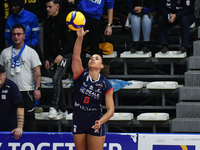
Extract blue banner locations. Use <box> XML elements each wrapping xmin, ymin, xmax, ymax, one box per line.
<box><xmin>0</xmin><ymin>132</ymin><xmax>138</xmax><ymax>150</ymax></box>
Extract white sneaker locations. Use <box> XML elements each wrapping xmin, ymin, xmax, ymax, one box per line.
<box><xmin>48</xmin><ymin>107</ymin><xmax>57</xmax><ymax>119</ymax></box>
<box><xmin>62</xmin><ymin>110</ymin><xmax>68</xmax><ymax>119</ymax></box>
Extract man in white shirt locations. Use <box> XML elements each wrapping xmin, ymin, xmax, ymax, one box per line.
<box><xmin>0</xmin><ymin>24</ymin><xmax>41</xmax><ymax>131</ymax></box>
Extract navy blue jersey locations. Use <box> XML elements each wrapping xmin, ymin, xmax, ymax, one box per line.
<box><xmin>0</xmin><ymin>78</ymin><xmax>23</xmax><ymax>130</ymax></box>
<box><xmin>73</xmin><ymin>68</ymin><xmax>113</xmax><ymax>118</ymax></box>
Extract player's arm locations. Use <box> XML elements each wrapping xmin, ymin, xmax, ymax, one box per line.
<box><xmin>92</xmin><ymin>90</ymin><xmax>115</xmax><ymax>132</ymax></box>
<box><xmin>100</xmin><ymin>90</ymin><xmax>115</xmax><ymax>124</ymax></box>
<box><xmin>72</xmin><ymin>28</ymin><xmax>89</xmax><ymax>77</ymax></box>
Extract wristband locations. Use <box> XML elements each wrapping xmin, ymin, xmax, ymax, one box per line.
<box><xmin>107</xmin><ymin>23</ymin><xmax>112</xmax><ymax>27</ymax></box>
<box><xmin>35</xmin><ymin>87</ymin><xmax>41</xmax><ymax>90</ymax></box>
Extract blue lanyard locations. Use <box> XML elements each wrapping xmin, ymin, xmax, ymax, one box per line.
<box><xmin>13</xmin><ymin>44</ymin><xmax>25</xmax><ymax>62</ymax></box>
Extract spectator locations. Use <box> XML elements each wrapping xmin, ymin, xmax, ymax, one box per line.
<box><xmin>24</xmin><ymin>0</ymin><xmax>47</xmax><ymax>64</ymax></box>
<box><xmin>0</xmin><ymin>64</ymin><xmax>24</xmax><ymax>139</ymax></box>
<box><xmin>128</xmin><ymin>0</ymin><xmax>156</xmax><ymax>53</ymax></box>
<box><xmin>24</xmin><ymin>0</ymin><xmax>47</xmax><ymax>111</ymax></box>
<box><xmin>157</xmin><ymin>0</ymin><xmax>195</xmax><ymax>53</ymax></box>
<box><xmin>77</xmin><ymin>0</ymin><xmax>114</xmax><ymax>55</ymax></box>
<box><xmin>44</xmin><ymin>0</ymin><xmax>72</xmax><ymax>119</ymax></box>
<box><xmin>71</xmin><ymin>28</ymin><xmax>114</xmax><ymax>150</ymax></box>
<box><xmin>0</xmin><ymin>24</ymin><xmax>42</xmax><ymax>131</ymax></box>
<box><xmin>5</xmin><ymin>0</ymin><xmax>39</xmax><ymax>49</ymax></box>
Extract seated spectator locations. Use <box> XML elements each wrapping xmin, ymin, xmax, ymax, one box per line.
<box><xmin>5</xmin><ymin>0</ymin><xmax>39</xmax><ymax>49</ymax></box>
<box><xmin>128</xmin><ymin>0</ymin><xmax>156</xmax><ymax>53</ymax></box>
<box><xmin>0</xmin><ymin>64</ymin><xmax>24</xmax><ymax>139</ymax></box>
<box><xmin>157</xmin><ymin>0</ymin><xmax>195</xmax><ymax>53</ymax></box>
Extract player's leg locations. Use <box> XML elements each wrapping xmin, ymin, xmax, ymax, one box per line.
<box><xmin>87</xmin><ymin>134</ymin><xmax>106</xmax><ymax>150</ymax></box>
<box><xmin>73</xmin><ymin>134</ymin><xmax>87</xmax><ymax>150</ymax></box>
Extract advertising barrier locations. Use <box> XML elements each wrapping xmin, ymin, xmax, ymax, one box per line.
<box><xmin>0</xmin><ymin>132</ymin><xmax>200</xmax><ymax>150</ymax></box>
<box><xmin>0</xmin><ymin>132</ymin><xmax>137</xmax><ymax>150</ymax></box>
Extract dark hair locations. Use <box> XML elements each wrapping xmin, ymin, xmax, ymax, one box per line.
<box><xmin>46</xmin><ymin>0</ymin><xmax>60</xmax><ymax>4</ymax></box>
<box><xmin>12</xmin><ymin>24</ymin><xmax>26</xmax><ymax>33</ymax></box>
<box><xmin>10</xmin><ymin>0</ymin><xmax>24</xmax><ymax>8</ymax></box>
<box><xmin>100</xmin><ymin>62</ymin><xmax>110</xmax><ymax>78</ymax></box>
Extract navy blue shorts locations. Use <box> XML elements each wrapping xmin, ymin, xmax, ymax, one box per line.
<box><xmin>72</xmin><ymin>115</ymin><xmax>106</xmax><ymax>136</ymax></box>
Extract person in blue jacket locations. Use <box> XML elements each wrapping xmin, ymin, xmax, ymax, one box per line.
<box><xmin>157</xmin><ymin>0</ymin><xmax>195</xmax><ymax>53</ymax></box>
<box><xmin>5</xmin><ymin>0</ymin><xmax>39</xmax><ymax>49</ymax></box>
<box><xmin>128</xmin><ymin>0</ymin><xmax>156</xmax><ymax>53</ymax></box>
<box><xmin>77</xmin><ymin>0</ymin><xmax>114</xmax><ymax>56</ymax></box>
<box><xmin>72</xmin><ymin>28</ymin><xmax>115</xmax><ymax>150</ymax></box>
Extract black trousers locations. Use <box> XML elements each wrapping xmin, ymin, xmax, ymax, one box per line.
<box><xmin>83</xmin><ymin>16</ymin><xmax>101</xmax><ymax>55</ymax></box>
<box><xmin>50</xmin><ymin>54</ymin><xmax>72</xmax><ymax>112</ymax></box>
<box><xmin>21</xmin><ymin>91</ymin><xmax>36</xmax><ymax>131</ymax></box>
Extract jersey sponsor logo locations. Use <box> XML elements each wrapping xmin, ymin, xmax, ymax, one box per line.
<box><xmin>85</xmin><ymin>89</ymin><xmax>100</xmax><ymax>99</ymax></box>
<box><xmin>80</xmin><ymin>87</ymin><xmax>100</xmax><ymax>99</ymax></box>
<box><xmin>74</xmin><ymin>101</ymin><xmax>98</xmax><ymax>111</ymax></box>
<box><xmin>80</xmin><ymin>87</ymin><xmax>86</xmax><ymax>93</ymax></box>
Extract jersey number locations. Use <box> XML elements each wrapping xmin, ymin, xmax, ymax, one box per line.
<box><xmin>83</xmin><ymin>96</ymin><xmax>90</xmax><ymax>104</ymax></box>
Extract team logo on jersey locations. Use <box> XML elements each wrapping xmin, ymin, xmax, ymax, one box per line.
<box><xmin>80</xmin><ymin>87</ymin><xmax>86</xmax><ymax>93</ymax></box>
<box><xmin>96</xmin><ymin>83</ymin><xmax>103</xmax><ymax>87</ymax></box>
<box><xmin>2</xmin><ymin>90</ymin><xmax>8</xmax><ymax>93</ymax></box>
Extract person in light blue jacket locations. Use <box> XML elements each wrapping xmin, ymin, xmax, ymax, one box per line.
<box><xmin>5</xmin><ymin>0</ymin><xmax>39</xmax><ymax>49</ymax></box>
<box><xmin>77</xmin><ymin>0</ymin><xmax>114</xmax><ymax>56</ymax></box>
